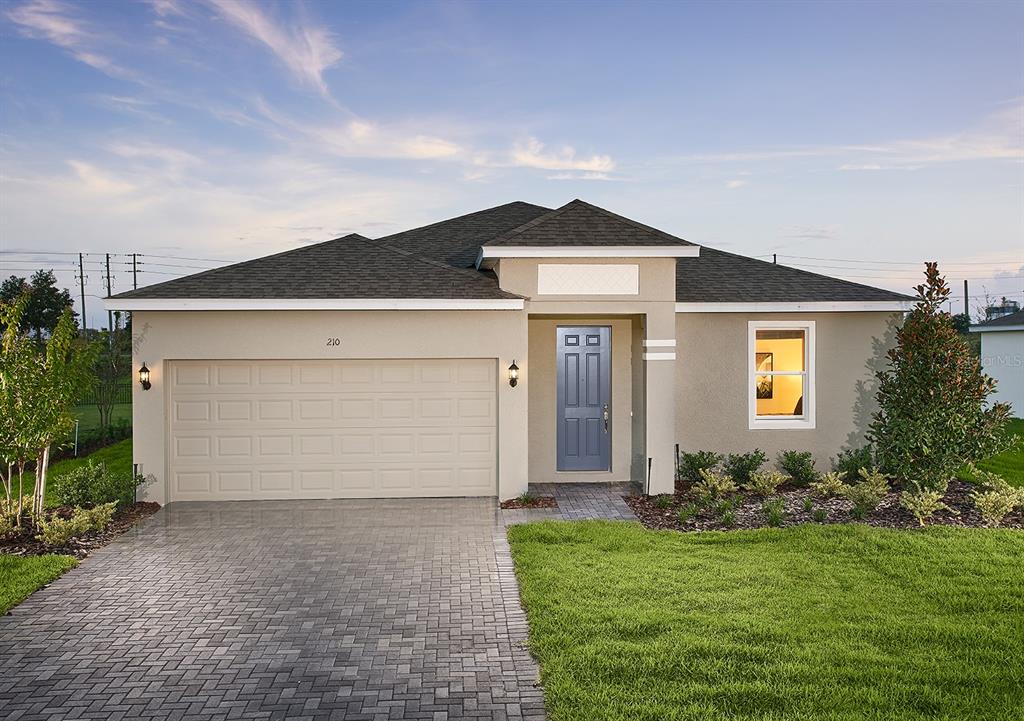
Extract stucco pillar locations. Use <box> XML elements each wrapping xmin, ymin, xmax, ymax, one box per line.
<box><xmin>644</xmin><ymin>305</ymin><xmax>677</xmax><ymax>494</ymax></box>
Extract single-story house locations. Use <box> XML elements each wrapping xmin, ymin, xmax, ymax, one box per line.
<box><xmin>106</xmin><ymin>200</ymin><xmax>913</xmax><ymax>504</ymax></box>
<box><xmin>971</xmin><ymin>309</ymin><xmax>1023</xmax><ymax>415</ymax></box>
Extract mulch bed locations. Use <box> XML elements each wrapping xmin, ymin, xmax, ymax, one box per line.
<box><xmin>0</xmin><ymin>502</ymin><xmax>161</xmax><ymax>559</ymax></box>
<box><xmin>500</xmin><ymin>496</ymin><xmax>558</xmax><ymax>510</ymax></box>
<box><xmin>625</xmin><ymin>478</ymin><xmax>1024</xmax><ymax>532</ymax></box>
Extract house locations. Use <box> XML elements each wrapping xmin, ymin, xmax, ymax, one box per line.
<box><xmin>971</xmin><ymin>309</ymin><xmax>1024</xmax><ymax>415</ymax></box>
<box><xmin>106</xmin><ymin>200</ymin><xmax>912</xmax><ymax>504</ymax></box>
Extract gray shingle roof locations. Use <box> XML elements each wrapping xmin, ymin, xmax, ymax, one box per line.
<box><xmin>973</xmin><ymin>309</ymin><xmax>1024</xmax><ymax>328</ymax></box>
<box><xmin>484</xmin><ymin>199</ymin><xmax>697</xmax><ymax>248</ymax></box>
<box><xmin>110</xmin><ymin>234</ymin><xmax>521</xmax><ymax>300</ymax></box>
<box><xmin>676</xmin><ymin>247</ymin><xmax>913</xmax><ymax>303</ymax></box>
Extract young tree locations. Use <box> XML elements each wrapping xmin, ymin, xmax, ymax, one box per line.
<box><xmin>868</xmin><ymin>263</ymin><xmax>1014</xmax><ymax>492</ymax></box>
<box><xmin>93</xmin><ymin>314</ymin><xmax>132</xmax><ymax>435</ymax></box>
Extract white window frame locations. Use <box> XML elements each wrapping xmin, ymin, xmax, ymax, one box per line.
<box><xmin>747</xmin><ymin>320</ymin><xmax>815</xmax><ymax>430</ymax></box>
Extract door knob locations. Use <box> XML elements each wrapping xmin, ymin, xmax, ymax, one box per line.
<box><xmin>602</xmin><ymin>404</ymin><xmax>610</xmax><ymax>432</ymax></box>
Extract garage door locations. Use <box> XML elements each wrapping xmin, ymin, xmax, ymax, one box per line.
<box><xmin>167</xmin><ymin>359</ymin><xmax>496</xmax><ymax>501</ymax></box>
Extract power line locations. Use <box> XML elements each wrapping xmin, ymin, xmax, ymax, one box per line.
<box><xmin>774</xmin><ymin>253</ymin><xmax>1021</xmax><ymax>267</ymax></box>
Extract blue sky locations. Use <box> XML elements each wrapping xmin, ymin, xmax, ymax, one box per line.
<box><xmin>1</xmin><ymin>0</ymin><xmax>1021</xmax><ymax>327</ymax></box>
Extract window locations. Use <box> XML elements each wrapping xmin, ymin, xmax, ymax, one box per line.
<box><xmin>748</xmin><ymin>321</ymin><xmax>815</xmax><ymax>429</ymax></box>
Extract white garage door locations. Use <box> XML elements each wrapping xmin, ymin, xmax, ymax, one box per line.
<box><xmin>167</xmin><ymin>359</ymin><xmax>497</xmax><ymax>501</ymax></box>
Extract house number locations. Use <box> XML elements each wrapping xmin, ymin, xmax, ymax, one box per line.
<box><xmin>326</xmin><ymin>337</ymin><xmax>341</xmax><ymax>346</ymax></box>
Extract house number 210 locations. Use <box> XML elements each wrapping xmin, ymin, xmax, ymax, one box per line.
<box><xmin>326</xmin><ymin>337</ymin><xmax>341</xmax><ymax>346</ymax></box>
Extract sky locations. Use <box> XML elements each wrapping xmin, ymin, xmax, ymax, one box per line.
<box><xmin>0</xmin><ymin>0</ymin><xmax>1022</xmax><ymax>329</ymax></box>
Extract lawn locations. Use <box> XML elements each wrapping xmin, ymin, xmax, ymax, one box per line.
<box><xmin>72</xmin><ymin>403</ymin><xmax>131</xmax><ymax>436</ymax></box>
<box><xmin>965</xmin><ymin>417</ymin><xmax>1024</xmax><ymax>487</ymax></box>
<box><xmin>0</xmin><ymin>554</ymin><xmax>77</xmax><ymax>614</ymax></box>
<box><xmin>509</xmin><ymin>521</ymin><xmax>1024</xmax><ymax>721</ymax></box>
<box><xmin>10</xmin><ymin>439</ymin><xmax>133</xmax><ymax>504</ymax></box>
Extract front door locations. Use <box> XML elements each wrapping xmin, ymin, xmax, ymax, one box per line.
<box><xmin>556</xmin><ymin>326</ymin><xmax>611</xmax><ymax>471</ymax></box>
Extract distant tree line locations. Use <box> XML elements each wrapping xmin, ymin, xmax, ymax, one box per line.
<box><xmin>0</xmin><ymin>270</ymin><xmax>76</xmax><ymax>341</ymax></box>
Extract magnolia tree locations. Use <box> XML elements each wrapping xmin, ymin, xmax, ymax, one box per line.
<box><xmin>0</xmin><ymin>294</ymin><xmax>95</xmax><ymax>526</ymax></box>
<box><xmin>869</xmin><ymin>263</ymin><xmax>1014</xmax><ymax>493</ymax></box>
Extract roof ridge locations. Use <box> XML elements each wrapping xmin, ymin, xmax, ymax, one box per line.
<box><xmin>380</xmin><ymin>201</ymin><xmax>551</xmax><ymax>243</ymax></box>
<box><xmin>566</xmin><ymin>199</ymin><xmax>696</xmax><ymax>245</ymax></box>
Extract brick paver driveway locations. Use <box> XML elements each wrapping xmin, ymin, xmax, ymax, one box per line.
<box><xmin>0</xmin><ymin>500</ymin><xmax>545</xmax><ymax>720</ymax></box>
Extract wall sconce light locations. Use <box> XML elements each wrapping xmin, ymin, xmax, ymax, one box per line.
<box><xmin>508</xmin><ymin>360</ymin><xmax>519</xmax><ymax>388</ymax></box>
<box><xmin>139</xmin><ymin>363</ymin><xmax>151</xmax><ymax>391</ymax></box>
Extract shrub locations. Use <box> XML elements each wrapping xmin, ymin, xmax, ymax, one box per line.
<box><xmin>724</xmin><ymin>449</ymin><xmax>767</xmax><ymax>486</ymax></box>
<box><xmin>744</xmin><ymin>469</ymin><xmax>787</xmax><ymax>497</ymax></box>
<box><xmin>842</xmin><ymin>468</ymin><xmax>891</xmax><ymax>519</ymax></box>
<box><xmin>517</xmin><ymin>491</ymin><xmax>535</xmax><ymax>504</ymax></box>
<box><xmin>694</xmin><ymin>468</ymin><xmax>738</xmax><ymax>501</ymax></box>
<box><xmin>900</xmin><ymin>489</ymin><xmax>952</xmax><ymax>526</ymax></box>
<box><xmin>677</xmin><ymin>503</ymin><xmax>698</xmax><ymax>524</ymax></box>
<box><xmin>832</xmin><ymin>445</ymin><xmax>874</xmax><ymax>478</ymax></box>
<box><xmin>763</xmin><ymin>498</ymin><xmax>785</xmax><ymax>527</ymax></box>
<box><xmin>49</xmin><ymin>461</ymin><xmax>145</xmax><ymax>507</ymax></box>
<box><xmin>678</xmin><ymin>451</ymin><xmax>723</xmax><ymax>483</ymax></box>
<box><xmin>719</xmin><ymin>509</ymin><xmax>736</xmax><ymax>528</ymax></box>
<box><xmin>35</xmin><ymin>509</ymin><xmax>91</xmax><ymax>547</ymax></box>
<box><xmin>811</xmin><ymin>471</ymin><xmax>847</xmax><ymax>499</ymax></box>
<box><xmin>654</xmin><ymin>494</ymin><xmax>673</xmax><ymax>509</ymax></box>
<box><xmin>778</xmin><ymin>450</ymin><xmax>818</xmax><ymax>486</ymax></box>
<box><xmin>802</xmin><ymin>496</ymin><xmax>814</xmax><ymax>513</ymax></box>
<box><xmin>0</xmin><ymin>513</ymin><xmax>14</xmax><ymax>537</ymax></box>
<box><xmin>85</xmin><ymin>501</ymin><xmax>118</xmax><ymax>531</ymax></box>
<box><xmin>971</xmin><ymin>471</ymin><xmax>1024</xmax><ymax>527</ymax></box>
<box><xmin>868</xmin><ymin>264</ymin><xmax>1014</xmax><ymax>491</ymax></box>
<box><xmin>714</xmin><ymin>497</ymin><xmax>739</xmax><ymax>514</ymax></box>
<box><xmin>812</xmin><ymin>508</ymin><xmax>827</xmax><ymax>523</ymax></box>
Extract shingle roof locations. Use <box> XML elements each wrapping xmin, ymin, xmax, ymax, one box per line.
<box><xmin>973</xmin><ymin>309</ymin><xmax>1024</xmax><ymax>328</ymax></box>
<box><xmin>676</xmin><ymin>247</ymin><xmax>913</xmax><ymax>303</ymax></box>
<box><xmin>110</xmin><ymin>234</ymin><xmax>521</xmax><ymax>300</ymax></box>
<box><xmin>484</xmin><ymin>199</ymin><xmax>697</xmax><ymax>248</ymax></box>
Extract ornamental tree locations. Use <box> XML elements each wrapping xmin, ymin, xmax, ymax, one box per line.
<box><xmin>868</xmin><ymin>263</ymin><xmax>1014</xmax><ymax>492</ymax></box>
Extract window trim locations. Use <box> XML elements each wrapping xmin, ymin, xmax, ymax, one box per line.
<box><xmin>747</xmin><ymin>320</ymin><xmax>816</xmax><ymax>430</ymax></box>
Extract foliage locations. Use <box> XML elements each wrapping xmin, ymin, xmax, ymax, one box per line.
<box><xmin>92</xmin><ymin>318</ymin><xmax>132</xmax><ymax>436</ymax></box>
<box><xmin>802</xmin><ymin>496</ymin><xmax>814</xmax><ymax>513</ymax></box>
<box><xmin>677</xmin><ymin>503</ymin><xmax>698</xmax><ymax>524</ymax></box>
<box><xmin>517</xmin><ymin>491</ymin><xmax>535</xmax><ymax>504</ymax></box>
<box><xmin>84</xmin><ymin>501</ymin><xmax>118</xmax><ymax>531</ymax></box>
<box><xmin>832</xmin><ymin>445</ymin><xmax>874</xmax><ymax>478</ymax></box>
<box><xmin>743</xmin><ymin>469</ymin><xmax>787</xmax><ymax>496</ymax></box>
<box><xmin>694</xmin><ymin>467</ymin><xmax>738</xmax><ymax>501</ymax></box>
<box><xmin>35</xmin><ymin>508</ymin><xmax>92</xmax><ymax>547</ymax></box>
<box><xmin>959</xmin><ymin>418</ymin><xmax>1024</xmax><ymax>488</ymax></box>
<box><xmin>777</xmin><ymin>450</ymin><xmax>818</xmax><ymax>486</ymax></box>
<box><xmin>678</xmin><ymin>451</ymin><xmax>723</xmax><ymax>483</ymax></box>
<box><xmin>842</xmin><ymin>468</ymin><xmax>891</xmax><ymax>519</ymax></box>
<box><xmin>49</xmin><ymin>461</ymin><xmax>145</xmax><ymax>508</ymax></box>
<box><xmin>900</xmin><ymin>489</ymin><xmax>953</xmax><ymax>526</ymax></box>
<box><xmin>718</xmin><ymin>508</ymin><xmax>736</xmax><ymax>527</ymax></box>
<box><xmin>0</xmin><ymin>270</ymin><xmax>76</xmax><ymax>341</ymax></box>
<box><xmin>811</xmin><ymin>471</ymin><xmax>848</xmax><ymax>498</ymax></box>
<box><xmin>654</xmin><ymin>494</ymin><xmax>672</xmax><ymax>509</ymax></box>
<box><xmin>812</xmin><ymin>508</ymin><xmax>828</xmax><ymax>523</ymax></box>
<box><xmin>971</xmin><ymin>469</ymin><xmax>1024</xmax><ymax>528</ymax></box>
<box><xmin>869</xmin><ymin>264</ymin><xmax>1014</xmax><ymax>492</ymax></box>
<box><xmin>509</xmin><ymin>521</ymin><xmax>1024</xmax><ymax>721</ymax></box>
<box><xmin>723</xmin><ymin>449</ymin><xmax>767</xmax><ymax>486</ymax></box>
<box><xmin>0</xmin><ymin>554</ymin><xmax>77</xmax><ymax>614</ymax></box>
<box><xmin>763</xmin><ymin>498</ymin><xmax>785</xmax><ymax>527</ymax></box>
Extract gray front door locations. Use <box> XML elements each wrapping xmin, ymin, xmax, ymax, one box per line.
<box><xmin>556</xmin><ymin>326</ymin><xmax>611</xmax><ymax>471</ymax></box>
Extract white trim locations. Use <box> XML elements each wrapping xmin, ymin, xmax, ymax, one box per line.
<box><xmin>748</xmin><ymin>320</ymin><xmax>816</xmax><ymax>430</ymax></box>
<box><xmin>970</xmin><ymin>324</ymin><xmax>1024</xmax><ymax>333</ymax></box>
<box><xmin>676</xmin><ymin>301</ymin><xmax>912</xmax><ymax>313</ymax></box>
<box><xmin>642</xmin><ymin>352</ymin><xmax>676</xmax><ymax>361</ymax></box>
<box><xmin>642</xmin><ymin>339</ymin><xmax>676</xmax><ymax>348</ymax></box>
<box><xmin>104</xmin><ymin>298</ymin><xmax>526</xmax><ymax>311</ymax></box>
<box><xmin>477</xmin><ymin>245</ymin><xmax>699</xmax><ymax>268</ymax></box>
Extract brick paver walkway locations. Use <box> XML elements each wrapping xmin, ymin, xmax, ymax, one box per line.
<box><xmin>501</xmin><ymin>482</ymin><xmax>640</xmax><ymax>526</ymax></box>
<box><xmin>0</xmin><ymin>500</ymin><xmax>545</xmax><ymax>721</ymax></box>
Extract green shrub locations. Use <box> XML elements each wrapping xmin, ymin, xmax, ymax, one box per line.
<box><xmin>677</xmin><ymin>503</ymin><xmax>699</xmax><ymax>524</ymax></box>
<box><xmin>971</xmin><ymin>471</ymin><xmax>1024</xmax><ymax>527</ymax></box>
<box><xmin>778</xmin><ymin>450</ymin><xmax>818</xmax><ymax>486</ymax></box>
<box><xmin>694</xmin><ymin>468</ymin><xmax>738</xmax><ymax>501</ymax></box>
<box><xmin>744</xmin><ymin>469</ymin><xmax>787</xmax><ymax>496</ymax></box>
<box><xmin>517</xmin><ymin>491</ymin><xmax>535</xmax><ymax>504</ymax></box>
<box><xmin>811</xmin><ymin>471</ymin><xmax>847</xmax><ymax>499</ymax></box>
<box><xmin>900</xmin><ymin>489</ymin><xmax>952</xmax><ymax>526</ymax></box>
<box><xmin>85</xmin><ymin>501</ymin><xmax>118</xmax><ymax>531</ymax></box>
<box><xmin>812</xmin><ymin>508</ymin><xmax>827</xmax><ymax>523</ymax></box>
<box><xmin>802</xmin><ymin>496</ymin><xmax>814</xmax><ymax>513</ymax></box>
<box><xmin>49</xmin><ymin>461</ymin><xmax>145</xmax><ymax>507</ymax></box>
<box><xmin>842</xmin><ymin>468</ymin><xmax>891</xmax><ymax>519</ymax></box>
<box><xmin>714</xmin><ymin>496</ymin><xmax>739</xmax><ymax>514</ymax></box>
<box><xmin>719</xmin><ymin>508</ymin><xmax>736</xmax><ymax>528</ymax></box>
<box><xmin>653</xmin><ymin>494</ymin><xmax>673</xmax><ymax>509</ymax></box>
<box><xmin>724</xmin><ymin>449</ymin><xmax>767</xmax><ymax>486</ymax></box>
<box><xmin>678</xmin><ymin>451</ymin><xmax>723</xmax><ymax>483</ymax></box>
<box><xmin>0</xmin><ymin>513</ymin><xmax>14</xmax><ymax>537</ymax></box>
<box><xmin>832</xmin><ymin>445</ymin><xmax>874</xmax><ymax>477</ymax></box>
<box><xmin>35</xmin><ymin>509</ymin><xmax>91</xmax><ymax>547</ymax></box>
<box><xmin>868</xmin><ymin>264</ymin><xmax>1014</xmax><ymax>491</ymax></box>
<box><xmin>763</xmin><ymin>498</ymin><xmax>785</xmax><ymax>527</ymax></box>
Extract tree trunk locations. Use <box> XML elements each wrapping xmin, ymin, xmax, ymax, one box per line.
<box><xmin>37</xmin><ymin>445</ymin><xmax>49</xmax><ymax>515</ymax></box>
<box><xmin>16</xmin><ymin>462</ymin><xmax>24</xmax><ymax>528</ymax></box>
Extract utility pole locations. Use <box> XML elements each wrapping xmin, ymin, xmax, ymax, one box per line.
<box><xmin>131</xmin><ymin>253</ymin><xmax>138</xmax><ymax>290</ymax></box>
<box><xmin>105</xmin><ymin>253</ymin><xmax>114</xmax><ymax>332</ymax></box>
<box><xmin>964</xmin><ymin>279</ymin><xmax>969</xmax><ymax>318</ymax></box>
<box><xmin>78</xmin><ymin>253</ymin><xmax>88</xmax><ymax>336</ymax></box>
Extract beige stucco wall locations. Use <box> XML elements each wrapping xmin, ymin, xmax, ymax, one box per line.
<box><xmin>676</xmin><ymin>311</ymin><xmax>902</xmax><ymax>469</ymax></box>
<box><xmin>527</xmin><ymin>317</ymin><xmax>638</xmax><ymax>483</ymax></box>
<box><xmin>980</xmin><ymin>330</ymin><xmax>1024</xmax><ymax>415</ymax></box>
<box><xmin>496</xmin><ymin>256</ymin><xmax>678</xmax><ymax>303</ymax></box>
<box><xmin>131</xmin><ymin>309</ymin><xmax>529</xmax><ymax>504</ymax></box>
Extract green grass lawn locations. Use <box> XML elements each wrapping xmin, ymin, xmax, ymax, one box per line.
<box><xmin>72</xmin><ymin>403</ymin><xmax>131</xmax><ymax>436</ymax></box>
<box><xmin>509</xmin><ymin>521</ymin><xmax>1024</xmax><ymax>721</ymax></box>
<box><xmin>10</xmin><ymin>439</ymin><xmax>133</xmax><ymax>504</ymax></box>
<box><xmin>0</xmin><ymin>554</ymin><xmax>77</xmax><ymax>614</ymax></box>
<box><xmin>965</xmin><ymin>417</ymin><xmax>1024</xmax><ymax>487</ymax></box>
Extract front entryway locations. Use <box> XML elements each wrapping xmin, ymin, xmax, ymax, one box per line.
<box><xmin>556</xmin><ymin>326</ymin><xmax>612</xmax><ymax>471</ymax></box>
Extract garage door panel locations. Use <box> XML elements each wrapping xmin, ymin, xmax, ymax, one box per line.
<box><xmin>168</xmin><ymin>359</ymin><xmax>496</xmax><ymax>501</ymax></box>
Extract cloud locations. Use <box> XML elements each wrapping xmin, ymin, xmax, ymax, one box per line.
<box><xmin>546</xmin><ymin>172</ymin><xmax>613</xmax><ymax>181</ymax></box>
<box><xmin>725</xmin><ymin>179</ymin><xmax>748</xmax><ymax>189</ymax></box>
<box><xmin>67</xmin><ymin>160</ymin><xmax>138</xmax><ymax>196</ymax></box>
<box><xmin>778</xmin><ymin>224</ymin><xmax>840</xmax><ymax>241</ymax></box>
<box><xmin>5</xmin><ymin>0</ymin><xmax>132</xmax><ymax>78</ymax></box>
<box><xmin>510</xmin><ymin>138</ymin><xmax>615</xmax><ymax>172</ymax></box>
<box><xmin>205</xmin><ymin>0</ymin><xmax>342</xmax><ymax>96</ymax></box>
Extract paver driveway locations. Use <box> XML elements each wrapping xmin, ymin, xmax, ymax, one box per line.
<box><xmin>0</xmin><ymin>500</ymin><xmax>545</xmax><ymax>720</ymax></box>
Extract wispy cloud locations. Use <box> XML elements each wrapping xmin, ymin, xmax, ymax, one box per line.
<box><xmin>778</xmin><ymin>224</ymin><xmax>841</xmax><ymax>241</ymax></box>
<box><xmin>725</xmin><ymin>179</ymin><xmax>748</xmax><ymax>189</ymax></box>
<box><xmin>546</xmin><ymin>172</ymin><xmax>613</xmax><ymax>181</ymax></box>
<box><xmin>205</xmin><ymin>0</ymin><xmax>342</xmax><ymax>97</ymax></box>
<box><xmin>510</xmin><ymin>138</ymin><xmax>615</xmax><ymax>172</ymax></box>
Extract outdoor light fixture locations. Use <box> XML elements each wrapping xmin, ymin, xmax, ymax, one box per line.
<box><xmin>508</xmin><ymin>360</ymin><xmax>519</xmax><ymax>388</ymax></box>
<box><xmin>138</xmin><ymin>363</ymin><xmax>151</xmax><ymax>391</ymax></box>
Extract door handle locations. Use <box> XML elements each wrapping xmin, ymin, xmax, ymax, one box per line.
<box><xmin>602</xmin><ymin>404</ymin><xmax>610</xmax><ymax>432</ymax></box>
